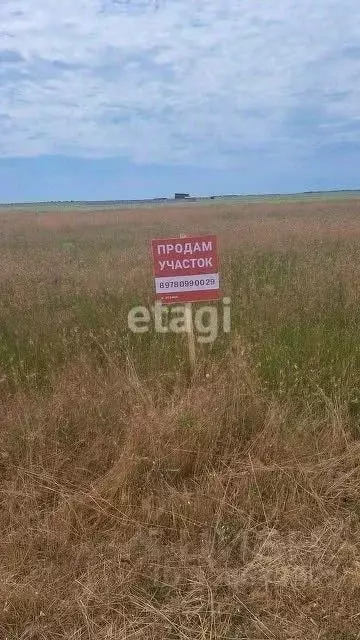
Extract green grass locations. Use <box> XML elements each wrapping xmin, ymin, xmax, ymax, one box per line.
<box><xmin>2</xmin><ymin>233</ymin><xmax>360</xmax><ymax>401</ymax></box>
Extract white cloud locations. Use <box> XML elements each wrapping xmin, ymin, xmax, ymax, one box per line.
<box><xmin>0</xmin><ymin>0</ymin><xmax>360</xmax><ymax>164</ymax></box>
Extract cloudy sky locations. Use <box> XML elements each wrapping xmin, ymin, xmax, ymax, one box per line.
<box><xmin>0</xmin><ymin>0</ymin><xmax>360</xmax><ymax>202</ymax></box>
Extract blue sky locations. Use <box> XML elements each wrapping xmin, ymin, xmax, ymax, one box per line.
<box><xmin>0</xmin><ymin>0</ymin><xmax>360</xmax><ymax>202</ymax></box>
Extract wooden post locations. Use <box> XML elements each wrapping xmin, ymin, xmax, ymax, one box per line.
<box><xmin>185</xmin><ymin>302</ymin><xmax>196</xmax><ymax>374</ymax></box>
<box><xmin>180</xmin><ymin>234</ymin><xmax>196</xmax><ymax>374</ymax></box>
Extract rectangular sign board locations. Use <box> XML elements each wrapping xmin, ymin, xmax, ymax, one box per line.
<box><xmin>151</xmin><ymin>234</ymin><xmax>221</xmax><ymax>303</ymax></box>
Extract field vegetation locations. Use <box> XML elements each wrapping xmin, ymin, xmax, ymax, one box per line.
<box><xmin>1</xmin><ymin>200</ymin><xmax>360</xmax><ymax>638</ymax></box>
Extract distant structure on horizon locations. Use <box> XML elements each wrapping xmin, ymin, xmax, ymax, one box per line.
<box><xmin>174</xmin><ymin>193</ymin><xmax>190</xmax><ymax>200</ymax></box>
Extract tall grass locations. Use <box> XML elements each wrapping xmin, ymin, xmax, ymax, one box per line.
<box><xmin>1</xmin><ymin>200</ymin><xmax>360</xmax><ymax>638</ymax></box>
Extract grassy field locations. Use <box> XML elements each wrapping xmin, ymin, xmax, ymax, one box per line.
<box><xmin>2</xmin><ymin>199</ymin><xmax>360</xmax><ymax>638</ymax></box>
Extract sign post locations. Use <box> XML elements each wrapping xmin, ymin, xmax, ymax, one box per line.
<box><xmin>179</xmin><ymin>234</ymin><xmax>196</xmax><ymax>374</ymax></box>
<box><xmin>184</xmin><ymin>301</ymin><xmax>196</xmax><ymax>373</ymax></box>
<box><xmin>151</xmin><ymin>234</ymin><xmax>221</xmax><ymax>374</ymax></box>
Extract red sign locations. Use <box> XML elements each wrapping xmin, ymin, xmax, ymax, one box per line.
<box><xmin>151</xmin><ymin>234</ymin><xmax>221</xmax><ymax>303</ymax></box>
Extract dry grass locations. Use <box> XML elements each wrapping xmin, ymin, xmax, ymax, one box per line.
<box><xmin>1</xmin><ymin>200</ymin><xmax>360</xmax><ymax>638</ymax></box>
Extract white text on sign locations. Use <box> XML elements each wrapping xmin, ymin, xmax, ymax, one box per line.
<box><xmin>151</xmin><ymin>234</ymin><xmax>221</xmax><ymax>303</ymax></box>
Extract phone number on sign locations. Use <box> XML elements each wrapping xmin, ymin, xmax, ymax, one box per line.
<box><xmin>159</xmin><ymin>277</ymin><xmax>216</xmax><ymax>289</ymax></box>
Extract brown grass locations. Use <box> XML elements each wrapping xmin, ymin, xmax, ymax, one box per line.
<box><xmin>1</xmin><ymin>200</ymin><xmax>360</xmax><ymax>638</ymax></box>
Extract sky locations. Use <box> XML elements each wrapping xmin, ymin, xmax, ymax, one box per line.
<box><xmin>0</xmin><ymin>0</ymin><xmax>360</xmax><ymax>202</ymax></box>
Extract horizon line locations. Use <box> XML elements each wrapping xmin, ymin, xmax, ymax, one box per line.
<box><xmin>1</xmin><ymin>188</ymin><xmax>360</xmax><ymax>207</ymax></box>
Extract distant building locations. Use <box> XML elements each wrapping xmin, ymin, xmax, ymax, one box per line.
<box><xmin>174</xmin><ymin>193</ymin><xmax>190</xmax><ymax>200</ymax></box>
